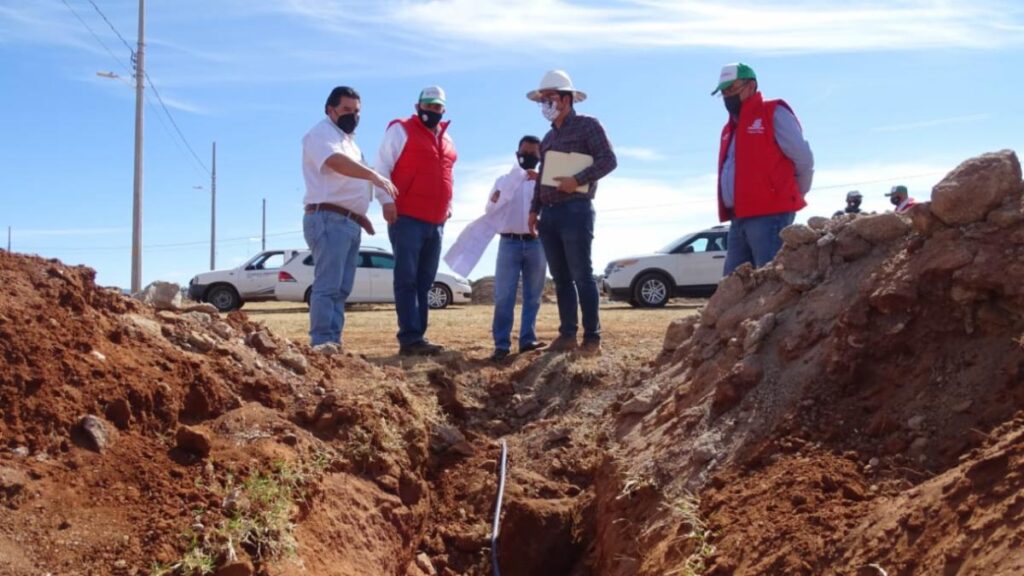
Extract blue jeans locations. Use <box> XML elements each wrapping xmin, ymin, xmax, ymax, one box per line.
<box><xmin>723</xmin><ymin>212</ymin><xmax>796</xmax><ymax>275</ymax></box>
<box><xmin>492</xmin><ymin>236</ymin><xmax>548</xmax><ymax>352</ymax></box>
<box><xmin>388</xmin><ymin>215</ymin><xmax>443</xmax><ymax>346</ymax></box>
<box><xmin>538</xmin><ymin>199</ymin><xmax>600</xmax><ymax>342</ymax></box>
<box><xmin>303</xmin><ymin>210</ymin><xmax>361</xmax><ymax>346</ymax></box>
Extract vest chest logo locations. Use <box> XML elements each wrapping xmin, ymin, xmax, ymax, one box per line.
<box><xmin>747</xmin><ymin>118</ymin><xmax>765</xmax><ymax>134</ymax></box>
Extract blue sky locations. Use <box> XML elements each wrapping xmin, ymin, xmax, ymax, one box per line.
<box><xmin>2</xmin><ymin>0</ymin><xmax>1023</xmax><ymax>288</ymax></box>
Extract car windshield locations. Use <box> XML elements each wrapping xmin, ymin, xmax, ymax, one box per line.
<box><xmin>656</xmin><ymin>234</ymin><xmax>693</xmax><ymax>254</ymax></box>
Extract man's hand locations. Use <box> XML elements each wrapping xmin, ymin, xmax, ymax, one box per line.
<box><xmin>383</xmin><ymin>203</ymin><xmax>398</xmax><ymax>224</ymax></box>
<box><xmin>554</xmin><ymin>176</ymin><xmax>579</xmax><ymax>193</ymax></box>
<box><xmin>372</xmin><ymin>173</ymin><xmax>399</xmax><ymax>199</ymax></box>
<box><xmin>528</xmin><ymin>212</ymin><xmax>539</xmax><ymax>236</ymax></box>
<box><xmin>525</xmin><ymin>169</ymin><xmax>539</xmax><ymax>181</ymax></box>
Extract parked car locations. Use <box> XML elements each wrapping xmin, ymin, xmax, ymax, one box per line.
<box><xmin>188</xmin><ymin>249</ymin><xmax>302</xmax><ymax>312</ymax></box>
<box><xmin>275</xmin><ymin>246</ymin><xmax>472</xmax><ymax>309</ymax></box>
<box><xmin>603</xmin><ymin>225</ymin><xmax>729</xmax><ymax>308</ymax></box>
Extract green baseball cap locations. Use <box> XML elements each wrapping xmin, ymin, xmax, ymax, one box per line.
<box><xmin>418</xmin><ymin>85</ymin><xmax>446</xmax><ymax>106</ymax></box>
<box><xmin>712</xmin><ymin>63</ymin><xmax>757</xmax><ymax>95</ymax></box>
<box><xmin>886</xmin><ymin>185</ymin><xmax>908</xmax><ymax>197</ymax></box>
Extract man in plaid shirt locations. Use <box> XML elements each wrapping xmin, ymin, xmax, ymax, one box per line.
<box><xmin>527</xmin><ymin>70</ymin><xmax>617</xmax><ymax>354</ymax></box>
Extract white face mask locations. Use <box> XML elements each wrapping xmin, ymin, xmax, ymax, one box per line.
<box><xmin>541</xmin><ymin>100</ymin><xmax>560</xmax><ymax>121</ymax></box>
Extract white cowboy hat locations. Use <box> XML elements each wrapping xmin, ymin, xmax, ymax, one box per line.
<box><xmin>526</xmin><ymin>70</ymin><xmax>587</xmax><ymax>103</ymax></box>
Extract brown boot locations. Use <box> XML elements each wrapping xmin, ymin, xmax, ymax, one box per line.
<box><xmin>580</xmin><ymin>339</ymin><xmax>602</xmax><ymax>356</ymax></box>
<box><xmin>548</xmin><ymin>335</ymin><xmax>578</xmax><ymax>352</ymax></box>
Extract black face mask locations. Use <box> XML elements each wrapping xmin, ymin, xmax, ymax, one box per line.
<box><xmin>724</xmin><ymin>94</ymin><xmax>743</xmax><ymax>117</ymax></box>
<box><xmin>890</xmin><ymin>195</ymin><xmax>902</xmax><ymax>207</ymax></box>
<box><xmin>335</xmin><ymin>112</ymin><xmax>359</xmax><ymax>134</ymax></box>
<box><xmin>418</xmin><ymin>107</ymin><xmax>443</xmax><ymax>130</ymax></box>
<box><xmin>517</xmin><ymin>153</ymin><xmax>540</xmax><ymax>170</ymax></box>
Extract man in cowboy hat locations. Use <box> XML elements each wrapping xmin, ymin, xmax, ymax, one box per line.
<box><xmin>527</xmin><ymin>69</ymin><xmax>617</xmax><ymax>354</ymax></box>
<box><xmin>713</xmin><ymin>62</ymin><xmax>814</xmax><ymax>274</ymax></box>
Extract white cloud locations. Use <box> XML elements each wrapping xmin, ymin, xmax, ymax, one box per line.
<box><xmin>871</xmin><ymin>113</ymin><xmax>991</xmax><ymax>133</ymax></box>
<box><xmin>7</xmin><ymin>1</ymin><xmax>1022</xmax><ymax>89</ymax></box>
<box><xmin>615</xmin><ymin>146</ymin><xmax>665</xmax><ymax>161</ymax></box>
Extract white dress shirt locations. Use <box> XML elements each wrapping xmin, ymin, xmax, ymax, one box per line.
<box><xmin>302</xmin><ymin>118</ymin><xmax>373</xmax><ymax>215</ymax></box>
<box><xmin>373</xmin><ymin>120</ymin><xmax>455</xmax><ymax>206</ymax></box>
<box><xmin>443</xmin><ymin>162</ymin><xmax>532</xmax><ymax>277</ymax></box>
<box><xmin>487</xmin><ymin>164</ymin><xmax>534</xmax><ymax>234</ymax></box>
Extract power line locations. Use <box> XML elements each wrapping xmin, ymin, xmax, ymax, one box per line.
<box><xmin>59</xmin><ymin>0</ymin><xmax>133</xmax><ymax>78</ymax></box>
<box><xmin>75</xmin><ymin>0</ymin><xmax>209</xmax><ymax>176</ymax></box>
<box><xmin>84</xmin><ymin>0</ymin><xmax>134</xmax><ymax>54</ymax></box>
<box><xmin>143</xmin><ymin>71</ymin><xmax>210</xmax><ymax>174</ymax></box>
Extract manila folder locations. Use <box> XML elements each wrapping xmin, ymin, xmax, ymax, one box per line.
<box><xmin>541</xmin><ymin>151</ymin><xmax>593</xmax><ymax>193</ymax></box>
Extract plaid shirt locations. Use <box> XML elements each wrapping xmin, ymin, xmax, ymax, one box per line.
<box><xmin>531</xmin><ymin>110</ymin><xmax>617</xmax><ymax>213</ymax></box>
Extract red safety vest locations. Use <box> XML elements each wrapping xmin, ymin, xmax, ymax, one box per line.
<box><xmin>388</xmin><ymin>116</ymin><xmax>457</xmax><ymax>225</ymax></box>
<box><xmin>717</xmin><ymin>93</ymin><xmax>805</xmax><ymax>222</ymax></box>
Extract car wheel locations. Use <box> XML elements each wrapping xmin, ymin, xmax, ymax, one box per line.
<box><xmin>633</xmin><ymin>273</ymin><xmax>670</xmax><ymax>308</ymax></box>
<box><xmin>206</xmin><ymin>284</ymin><xmax>241</xmax><ymax>312</ymax></box>
<box><xmin>304</xmin><ymin>287</ymin><xmax>312</xmax><ymax>307</ymax></box>
<box><xmin>628</xmin><ymin>298</ymin><xmax>641</xmax><ymax>308</ymax></box>
<box><xmin>428</xmin><ymin>283</ymin><xmax>452</xmax><ymax>309</ymax></box>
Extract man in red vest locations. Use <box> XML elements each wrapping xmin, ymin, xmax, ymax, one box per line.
<box><xmin>375</xmin><ymin>86</ymin><xmax>458</xmax><ymax>356</ymax></box>
<box><xmin>714</xmin><ymin>63</ymin><xmax>814</xmax><ymax>275</ymax></box>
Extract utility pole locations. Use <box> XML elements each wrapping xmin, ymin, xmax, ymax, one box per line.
<box><xmin>210</xmin><ymin>141</ymin><xmax>217</xmax><ymax>270</ymax></box>
<box><xmin>130</xmin><ymin>0</ymin><xmax>145</xmax><ymax>293</ymax></box>
<box><xmin>261</xmin><ymin>198</ymin><xmax>266</xmax><ymax>251</ymax></box>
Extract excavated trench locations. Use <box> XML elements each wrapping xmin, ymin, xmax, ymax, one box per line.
<box><xmin>409</xmin><ymin>351</ymin><xmax>632</xmax><ymax>576</ymax></box>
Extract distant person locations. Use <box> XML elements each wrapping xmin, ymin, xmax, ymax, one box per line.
<box><xmin>375</xmin><ymin>86</ymin><xmax>458</xmax><ymax>356</ymax></box>
<box><xmin>301</xmin><ymin>86</ymin><xmax>397</xmax><ymax>351</ymax></box>
<box><xmin>833</xmin><ymin>190</ymin><xmax>863</xmax><ymax>218</ymax></box>
<box><xmin>527</xmin><ymin>70</ymin><xmax>617</xmax><ymax>354</ymax></box>
<box><xmin>713</xmin><ymin>63</ymin><xmax>814</xmax><ymax>274</ymax></box>
<box><xmin>886</xmin><ymin>185</ymin><xmax>916</xmax><ymax>214</ymax></box>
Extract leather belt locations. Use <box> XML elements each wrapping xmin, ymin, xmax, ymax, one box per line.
<box><xmin>500</xmin><ymin>233</ymin><xmax>538</xmax><ymax>241</ymax></box>
<box><xmin>305</xmin><ymin>203</ymin><xmax>375</xmax><ymax>235</ymax></box>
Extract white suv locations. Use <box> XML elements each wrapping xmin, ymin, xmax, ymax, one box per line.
<box><xmin>603</xmin><ymin>225</ymin><xmax>729</xmax><ymax>307</ymax></box>
<box><xmin>188</xmin><ymin>249</ymin><xmax>302</xmax><ymax>311</ymax></box>
<box><xmin>275</xmin><ymin>246</ymin><xmax>472</xmax><ymax>309</ymax></box>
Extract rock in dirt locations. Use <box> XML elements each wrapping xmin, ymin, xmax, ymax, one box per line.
<box><xmin>416</xmin><ymin>552</ymin><xmax>437</xmax><ymax>575</ymax></box>
<box><xmin>175</xmin><ymin>425</ymin><xmax>212</xmax><ymax>458</ymax></box>
<box><xmin>906</xmin><ymin>203</ymin><xmax>944</xmax><ymax>236</ymax></box>
<box><xmin>215</xmin><ymin>560</ymin><xmax>254</xmax><ymax>576</ymax></box>
<box><xmin>182</xmin><ymin>302</ymin><xmax>221</xmax><ymax>316</ymax></box>
<box><xmin>135</xmin><ymin>281</ymin><xmax>182</xmax><ymax>310</ymax></box>
<box><xmin>849</xmin><ymin>213</ymin><xmax>910</xmax><ymax>244</ymax></box>
<box><xmin>187</xmin><ymin>331</ymin><xmax>216</xmax><ymax>353</ymax></box>
<box><xmin>77</xmin><ymin>415</ymin><xmax>112</xmax><ymax>452</ymax></box>
<box><xmin>780</xmin><ymin>224</ymin><xmax>820</xmax><ymax>247</ymax></box>
<box><xmin>621</xmin><ymin>395</ymin><xmax>657</xmax><ymax>415</ymax></box>
<box><xmin>0</xmin><ymin>466</ymin><xmax>30</xmax><ymax>499</ymax></box>
<box><xmin>247</xmin><ymin>330</ymin><xmax>278</xmax><ymax>355</ymax></box>
<box><xmin>931</xmin><ymin>149</ymin><xmax>1023</xmax><ymax>225</ymax></box>
<box><xmin>807</xmin><ymin>216</ymin><xmax>830</xmax><ymax>231</ymax></box>
<box><xmin>663</xmin><ymin>316</ymin><xmax>698</xmax><ymax>351</ymax></box>
<box><xmin>124</xmin><ymin>314</ymin><xmax>162</xmax><ymax>338</ymax></box>
<box><xmin>279</xmin><ymin>350</ymin><xmax>309</xmax><ymax>374</ymax></box>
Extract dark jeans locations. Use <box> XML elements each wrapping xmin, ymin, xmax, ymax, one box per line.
<box><xmin>723</xmin><ymin>212</ymin><xmax>796</xmax><ymax>275</ymax></box>
<box><xmin>538</xmin><ymin>199</ymin><xmax>600</xmax><ymax>342</ymax></box>
<box><xmin>388</xmin><ymin>215</ymin><xmax>443</xmax><ymax>346</ymax></box>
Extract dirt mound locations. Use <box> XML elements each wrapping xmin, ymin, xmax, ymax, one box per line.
<box><xmin>588</xmin><ymin>149</ymin><xmax>1024</xmax><ymax>574</ymax></box>
<box><xmin>470</xmin><ymin>276</ymin><xmax>556</xmax><ymax>305</ymax></box>
<box><xmin>0</xmin><ymin>252</ymin><xmax>438</xmax><ymax>575</ymax></box>
<box><xmin>3</xmin><ymin>149</ymin><xmax>1023</xmax><ymax>576</ymax></box>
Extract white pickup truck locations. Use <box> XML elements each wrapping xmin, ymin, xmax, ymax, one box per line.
<box><xmin>187</xmin><ymin>249</ymin><xmax>302</xmax><ymax>312</ymax></box>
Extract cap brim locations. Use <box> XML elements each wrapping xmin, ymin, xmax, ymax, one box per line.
<box><xmin>711</xmin><ymin>80</ymin><xmax>733</xmax><ymax>96</ymax></box>
<box><xmin>419</xmin><ymin>98</ymin><xmax>445</xmax><ymax>105</ymax></box>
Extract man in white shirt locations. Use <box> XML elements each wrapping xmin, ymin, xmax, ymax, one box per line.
<box><xmin>486</xmin><ymin>136</ymin><xmax>548</xmax><ymax>362</ymax></box>
<box><xmin>301</xmin><ymin>86</ymin><xmax>397</xmax><ymax>350</ymax></box>
<box><xmin>374</xmin><ymin>86</ymin><xmax>458</xmax><ymax>356</ymax></box>
<box><xmin>886</xmin><ymin>184</ymin><xmax>917</xmax><ymax>214</ymax></box>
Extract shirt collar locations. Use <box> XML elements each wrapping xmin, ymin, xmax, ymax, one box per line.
<box><xmin>551</xmin><ymin>108</ymin><xmax>578</xmax><ymax>129</ymax></box>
